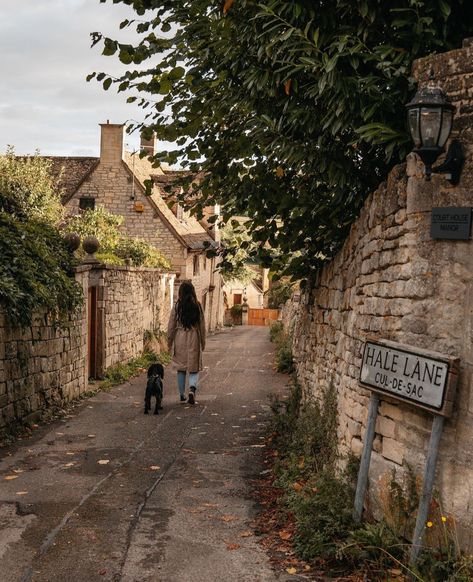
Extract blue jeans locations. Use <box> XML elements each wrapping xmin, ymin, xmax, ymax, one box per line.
<box><xmin>177</xmin><ymin>371</ymin><xmax>199</xmax><ymax>397</ymax></box>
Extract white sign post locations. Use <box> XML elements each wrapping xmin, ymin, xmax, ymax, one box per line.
<box><xmin>355</xmin><ymin>339</ymin><xmax>459</xmax><ymax>567</ymax></box>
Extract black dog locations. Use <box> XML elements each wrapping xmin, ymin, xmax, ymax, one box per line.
<box><xmin>144</xmin><ymin>363</ymin><xmax>164</xmax><ymax>415</ymax></box>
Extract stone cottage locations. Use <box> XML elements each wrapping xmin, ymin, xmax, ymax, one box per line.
<box><xmin>48</xmin><ymin>122</ymin><xmax>224</xmax><ymax>331</ymax></box>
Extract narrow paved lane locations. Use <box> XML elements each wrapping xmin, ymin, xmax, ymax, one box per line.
<box><xmin>0</xmin><ymin>327</ymin><xmax>289</xmax><ymax>582</ymax></box>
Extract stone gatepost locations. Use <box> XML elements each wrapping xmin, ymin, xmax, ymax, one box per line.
<box><xmin>241</xmin><ymin>301</ymin><xmax>249</xmax><ymax>325</ymax></box>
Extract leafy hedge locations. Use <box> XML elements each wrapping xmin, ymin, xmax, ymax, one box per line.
<box><xmin>63</xmin><ymin>207</ymin><xmax>171</xmax><ymax>269</ymax></box>
<box><xmin>0</xmin><ymin>209</ymin><xmax>83</xmax><ymax>326</ymax></box>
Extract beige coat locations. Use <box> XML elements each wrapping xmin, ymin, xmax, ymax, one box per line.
<box><xmin>167</xmin><ymin>303</ymin><xmax>206</xmax><ymax>372</ymax></box>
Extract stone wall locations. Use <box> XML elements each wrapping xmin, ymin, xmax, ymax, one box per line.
<box><xmin>0</xmin><ymin>270</ymin><xmax>89</xmax><ymax>430</ymax></box>
<box><xmin>0</xmin><ymin>265</ymin><xmax>172</xmax><ymax>431</ymax></box>
<box><xmin>89</xmin><ymin>266</ymin><xmax>172</xmax><ymax>372</ymax></box>
<box><xmin>282</xmin><ymin>40</ymin><xmax>473</xmax><ymax>546</ymax></box>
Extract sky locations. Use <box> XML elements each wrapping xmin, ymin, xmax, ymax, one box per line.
<box><xmin>0</xmin><ymin>0</ymin><xmax>150</xmax><ymax>156</ymax></box>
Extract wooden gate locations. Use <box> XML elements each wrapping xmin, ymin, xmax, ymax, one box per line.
<box><xmin>248</xmin><ymin>308</ymin><xmax>279</xmax><ymax>326</ymax></box>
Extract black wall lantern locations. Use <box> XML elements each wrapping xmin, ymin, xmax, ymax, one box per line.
<box><xmin>406</xmin><ymin>77</ymin><xmax>464</xmax><ymax>185</ymax></box>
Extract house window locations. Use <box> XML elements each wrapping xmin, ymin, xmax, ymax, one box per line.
<box><xmin>233</xmin><ymin>293</ymin><xmax>242</xmax><ymax>305</ymax></box>
<box><xmin>79</xmin><ymin>197</ymin><xmax>95</xmax><ymax>211</ymax></box>
<box><xmin>193</xmin><ymin>255</ymin><xmax>200</xmax><ymax>276</ymax></box>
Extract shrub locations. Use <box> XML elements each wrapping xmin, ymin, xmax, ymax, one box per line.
<box><xmin>267</xmin><ymin>279</ymin><xmax>295</xmax><ymax>309</ymax></box>
<box><xmin>0</xmin><ymin>210</ymin><xmax>82</xmax><ymax>326</ymax></box>
<box><xmin>269</xmin><ymin>321</ymin><xmax>294</xmax><ymax>373</ymax></box>
<box><xmin>0</xmin><ymin>146</ymin><xmax>63</xmax><ymax>225</ymax></box>
<box><xmin>115</xmin><ymin>236</ymin><xmax>171</xmax><ymax>268</ymax></box>
<box><xmin>99</xmin><ymin>350</ymin><xmax>171</xmax><ymax>391</ymax></box>
<box><xmin>63</xmin><ymin>208</ymin><xmax>171</xmax><ymax>269</ymax></box>
<box><xmin>63</xmin><ymin>206</ymin><xmax>123</xmax><ymax>253</ymax></box>
<box><xmin>269</xmin><ymin>320</ymin><xmax>283</xmax><ymax>343</ymax></box>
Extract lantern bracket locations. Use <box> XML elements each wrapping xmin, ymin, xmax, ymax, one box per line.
<box><xmin>430</xmin><ymin>139</ymin><xmax>464</xmax><ymax>186</ymax></box>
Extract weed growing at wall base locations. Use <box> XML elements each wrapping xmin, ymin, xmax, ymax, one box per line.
<box><xmin>269</xmin><ymin>321</ymin><xmax>294</xmax><ymax>374</ymax></box>
<box><xmin>98</xmin><ymin>350</ymin><xmax>170</xmax><ymax>391</ymax></box>
<box><xmin>268</xmin><ymin>379</ymin><xmax>473</xmax><ymax>580</ymax></box>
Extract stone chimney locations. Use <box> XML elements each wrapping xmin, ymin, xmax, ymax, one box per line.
<box><xmin>140</xmin><ymin>131</ymin><xmax>157</xmax><ymax>156</ymax></box>
<box><xmin>99</xmin><ymin>121</ymin><xmax>124</xmax><ymax>166</ymax></box>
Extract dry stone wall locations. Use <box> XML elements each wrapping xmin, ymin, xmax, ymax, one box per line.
<box><xmin>90</xmin><ymin>266</ymin><xmax>171</xmax><ymax>372</ymax></box>
<box><xmin>282</xmin><ymin>40</ymin><xmax>473</xmax><ymax>547</ymax></box>
<box><xmin>0</xmin><ymin>270</ymin><xmax>89</xmax><ymax>430</ymax></box>
<box><xmin>0</xmin><ymin>265</ymin><xmax>172</xmax><ymax>432</ymax></box>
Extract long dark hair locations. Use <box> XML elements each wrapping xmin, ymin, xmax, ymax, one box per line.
<box><xmin>176</xmin><ymin>282</ymin><xmax>201</xmax><ymax>330</ymax></box>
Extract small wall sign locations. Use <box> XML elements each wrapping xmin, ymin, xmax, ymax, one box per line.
<box><xmin>431</xmin><ymin>207</ymin><xmax>472</xmax><ymax>240</ymax></box>
<box><xmin>359</xmin><ymin>339</ymin><xmax>458</xmax><ymax>417</ymax></box>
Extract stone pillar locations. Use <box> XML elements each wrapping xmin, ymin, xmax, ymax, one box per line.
<box><xmin>169</xmin><ymin>274</ymin><xmax>176</xmax><ymax>307</ymax></box>
<box><xmin>241</xmin><ymin>301</ymin><xmax>249</xmax><ymax>325</ymax></box>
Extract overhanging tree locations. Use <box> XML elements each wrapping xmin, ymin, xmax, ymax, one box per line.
<box><xmin>91</xmin><ymin>0</ymin><xmax>472</xmax><ymax>281</ymax></box>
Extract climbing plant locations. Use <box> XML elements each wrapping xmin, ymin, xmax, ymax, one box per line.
<box><xmin>91</xmin><ymin>0</ymin><xmax>472</xmax><ymax>280</ymax></box>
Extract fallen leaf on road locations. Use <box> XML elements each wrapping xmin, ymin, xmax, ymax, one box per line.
<box><xmin>250</xmin><ymin>415</ymin><xmax>257</xmax><ymax>419</ymax></box>
<box><xmin>64</xmin><ymin>463</ymin><xmax>75</xmax><ymax>468</ymax></box>
<box><xmin>87</xmin><ymin>434</ymin><xmax>96</xmax><ymax>438</ymax></box>
<box><xmin>16</xmin><ymin>491</ymin><xmax>28</xmax><ymax>495</ymax></box>
<box><xmin>99</xmin><ymin>569</ymin><xmax>107</xmax><ymax>576</ymax></box>
<box><xmin>97</xmin><ymin>460</ymin><xmax>110</xmax><ymax>465</ymax></box>
<box><xmin>4</xmin><ymin>475</ymin><xmax>18</xmax><ymax>481</ymax></box>
<box><xmin>56</xmin><ymin>432</ymin><xmax>64</xmax><ymax>436</ymax></box>
<box><xmin>66</xmin><ymin>452</ymin><xmax>75</xmax><ymax>456</ymax></box>
<box><xmin>149</xmin><ymin>466</ymin><xmax>160</xmax><ymax>471</ymax></box>
<box><xmin>239</xmin><ymin>530</ymin><xmax>253</xmax><ymax>538</ymax></box>
<box><xmin>13</xmin><ymin>469</ymin><xmax>24</xmax><ymax>474</ymax></box>
<box><xmin>278</xmin><ymin>530</ymin><xmax>292</xmax><ymax>541</ymax></box>
<box><xmin>220</xmin><ymin>515</ymin><xmax>238</xmax><ymax>523</ymax></box>
<box><xmin>292</xmin><ymin>482</ymin><xmax>303</xmax><ymax>492</ymax></box>
<box><xmin>286</xmin><ymin>567</ymin><xmax>297</xmax><ymax>574</ymax></box>
<box><xmin>226</xmin><ymin>543</ymin><xmax>241</xmax><ymax>551</ymax></box>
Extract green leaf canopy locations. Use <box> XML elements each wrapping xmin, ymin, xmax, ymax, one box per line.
<box><xmin>93</xmin><ymin>0</ymin><xmax>472</xmax><ymax>280</ymax></box>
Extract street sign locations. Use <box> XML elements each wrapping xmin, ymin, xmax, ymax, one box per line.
<box><xmin>359</xmin><ymin>339</ymin><xmax>458</xmax><ymax>416</ymax></box>
<box><xmin>431</xmin><ymin>207</ymin><xmax>472</xmax><ymax>240</ymax></box>
<box><xmin>355</xmin><ymin>339</ymin><xmax>459</xmax><ymax>566</ymax></box>
<box><xmin>360</xmin><ymin>341</ymin><xmax>449</xmax><ymax>412</ymax></box>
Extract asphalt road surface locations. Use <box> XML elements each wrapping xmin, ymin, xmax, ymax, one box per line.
<box><xmin>0</xmin><ymin>326</ymin><xmax>290</xmax><ymax>582</ymax></box>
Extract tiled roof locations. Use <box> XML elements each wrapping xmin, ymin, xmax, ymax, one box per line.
<box><xmin>122</xmin><ymin>152</ymin><xmax>213</xmax><ymax>249</ymax></box>
<box><xmin>46</xmin><ymin>157</ymin><xmax>99</xmax><ymax>203</ymax></box>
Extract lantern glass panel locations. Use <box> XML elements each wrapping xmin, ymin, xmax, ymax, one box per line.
<box><xmin>420</xmin><ymin>107</ymin><xmax>442</xmax><ymax>148</ymax></box>
<box><xmin>438</xmin><ymin>109</ymin><xmax>453</xmax><ymax>148</ymax></box>
<box><xmin>408</xmin><ymin>108</ymin><xmax>421</xmax><ymax>148</ymax></box>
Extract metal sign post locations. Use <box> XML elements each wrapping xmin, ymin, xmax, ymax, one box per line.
<box><xmin>409</xmin><ymin>414</ymin><xmax>445</xmax><ymax>565</ymax></box>
<box><xmin>353</xmin><ymin>392</ymin><xmax>379</xmax><ymax>523</ymax></box>
<box><xmin>354</xmin><ymin>339</ymin><xmax>459</xmax><ymax>567</ymax></box>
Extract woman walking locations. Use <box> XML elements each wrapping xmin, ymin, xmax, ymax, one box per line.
<box><xmin>167</xmin><ymin>282</ymin><xmax>206</xmax><ymax>404</ymax></box>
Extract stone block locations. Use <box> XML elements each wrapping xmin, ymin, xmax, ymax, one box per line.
<box><xmin>376</xmin><ymin>415</ymin><xmax>396</xmax><ymax>439</ymax></box>
<box><xmin>382</xmin><ymin>437</ymin><xmax>404</xmax><ymax>465</ymax></box>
